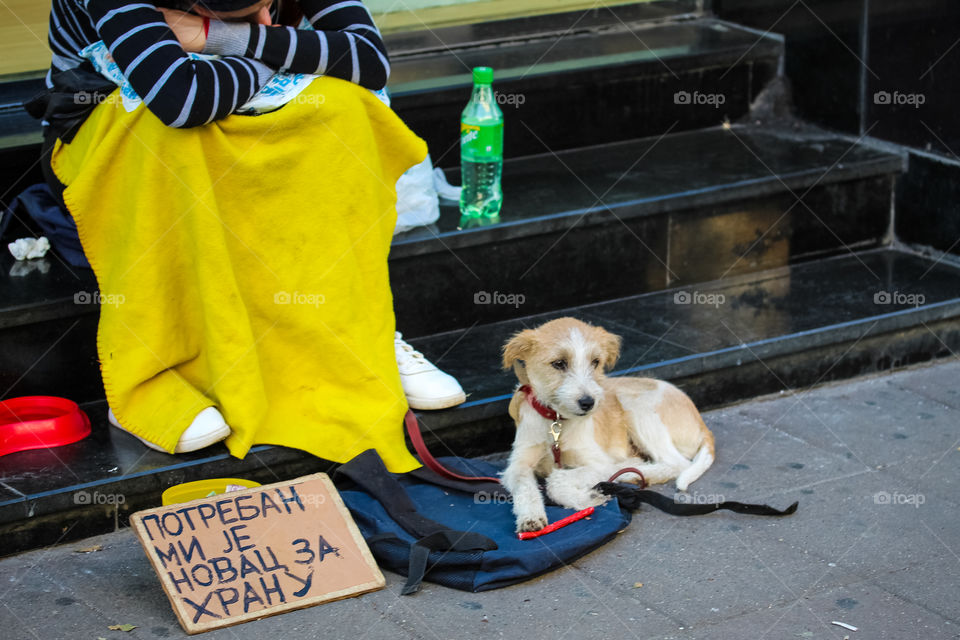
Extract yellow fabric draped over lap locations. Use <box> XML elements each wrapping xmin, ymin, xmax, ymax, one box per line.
<box><xmin>52</xmin><ymin>77</ymin><xmax>425</xmax><ymax>472</ymax></box>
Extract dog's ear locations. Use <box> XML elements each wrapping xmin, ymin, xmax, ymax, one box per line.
<box><xmin>502</xmin><ymin>329</ymin><xmax>536</xmax><ymax>370</ymax></box>
<box><xmin>597</xmin><ymin>327</ymin><xmax>622</xmax><ymax>370</ymax></box>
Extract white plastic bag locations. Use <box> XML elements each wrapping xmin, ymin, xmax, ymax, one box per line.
<box><xmin>395</xmin><ymin>154</ymin><xmax>441</xmax><ymax>234</ymax></box>
<box><xmin>433</xmin><ymin>167</ymin><xmax>461</xmax><ymax>202</ymax></box>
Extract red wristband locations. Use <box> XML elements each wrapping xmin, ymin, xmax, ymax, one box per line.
<box><xmin>203</xmin><ymin>17</ymin><xmax>210</xmax><ymax>39</ymax></box>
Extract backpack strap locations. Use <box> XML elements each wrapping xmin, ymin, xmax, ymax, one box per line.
<box><xmin>594</xmin><ymin>482</ymin><xmax>798</xmax><ymax>517</ymax></box>
<box><xmin>336</xmin><ymin>449</ymin><xmax>499</xmax><ymax>595</ymax></box>
<box><xmin>405</xmin><ymin>410</ymin><xmax>501</xmax><ymax>484</ymax></box>
<box><xmin>337</xmin><ymin>449</ymin><xmax>452</xmax><ymax>538</ymax></box>
<box><xmin>363</xmin><ymin>530</ymin><xmax>498</xmax><ymax>595</ymax></box>
<box><xmin>403</xmin><ymin>531</ymin><xmax>498</xmax><ymax>595</ymax></box>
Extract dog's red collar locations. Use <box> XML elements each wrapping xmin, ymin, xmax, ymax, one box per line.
<box><xmin>519</xmin><ymin>385</ymin><xmax>564</xmax><ymax>468</ymax></box>
<box><xmin>519</xmin><ymin>385</ymin><xmax>563</xmax><ymax>421</ymax></box>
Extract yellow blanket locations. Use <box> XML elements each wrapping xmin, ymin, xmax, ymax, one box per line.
<box><xmin>52</xmin><ymin>77</ymin><xmax>425</xmax><ymax>472</ymax></box>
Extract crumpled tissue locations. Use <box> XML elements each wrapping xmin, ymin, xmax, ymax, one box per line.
<box><xmin>8</xmin><ymin>236</ymin><xmax>51</xmax><ymax>260</ymax></box>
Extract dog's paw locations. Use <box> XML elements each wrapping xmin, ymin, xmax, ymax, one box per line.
<box><xmin>581</xmin><ymin>489</ymin><xmax>610</xmax><ymax>509</ymax></box>
<box><xmin>545</xmin><ymin>470</ymin><xmax>611</xmax><ymax>510</ymax></box>
<box><xmin>561</xmin><ymin>489</ymin><xmax>609</xmax><ymax>511</ymax></box>
<box><xmin>516</xmin><ymin>514</ymin><xmax>549</xmax><ymax>533</ymax></box>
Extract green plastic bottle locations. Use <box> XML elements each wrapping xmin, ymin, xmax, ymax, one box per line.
<box><xmin>460</xmin><ymin>67</ymin><xmax>504</xmax><ymax>218</ymax></box>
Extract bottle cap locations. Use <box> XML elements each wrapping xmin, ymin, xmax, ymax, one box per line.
<box><xmin>472</xmin><ymin>67</ymin><xmax>494</xmax><ymax>85</ymax></box>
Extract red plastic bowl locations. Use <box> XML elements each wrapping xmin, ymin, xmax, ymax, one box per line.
<box><xmin>0</xmin><ymin>396</ymin><xmax>91</xmax><ymax>457</ymax></box>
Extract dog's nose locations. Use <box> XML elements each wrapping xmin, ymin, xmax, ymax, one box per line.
<box><xmin>578</xmin><ymin>395</ymin><xmax>595</xmax><ymax>412</ymax></box>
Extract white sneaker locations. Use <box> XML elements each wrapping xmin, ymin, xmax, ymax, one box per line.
<box><xmin>395</xmin><ymin>332</ymin><xmax>466</xmax><ymax>410</ymax></box>
<box><xmin>108</xmin><ymin>406</ymin><xmax>230</xmax><ymax>453</ymax></box>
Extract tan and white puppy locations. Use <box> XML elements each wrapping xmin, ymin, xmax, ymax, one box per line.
<box><xmin>500</xmin><ymin>317</ymin><xmax>715</xmax><ymax>532</ymax></box>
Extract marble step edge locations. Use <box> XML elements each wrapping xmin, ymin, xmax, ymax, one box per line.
<box><xmin>409</xmin><ymin>282</ymin><xmax>960</xmax><ymax>431</ymax></box>
<box><xmin>4</xmin><ymin>257</ymin><xmax>957</xmax><ymax>527</ymax></box>
<box><xmin>390</xmin><ymin>125</ymin><xmax>907</xmax><ymax>259</ymax></box>
<box><xmin>0</xmin><ymin>435</ymin><xmax>325</xmax><ymax>530</ymax></box>
<box><xmin>384</xmin><ymin>1</ymin><xmax>704</xmax><ymax>58</ymax></box>
<box><xmin>388</xmin><ymin>18</ymin><xmax>783</xmax><ymax>95</ymax></box>
<box><xmin>0</xmin><ymin>126</ymin><xmax>907</xmax><ymax>331</ymax></box>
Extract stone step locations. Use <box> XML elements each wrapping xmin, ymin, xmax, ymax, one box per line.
<box><xmin>0</xmin><ymin>124</ymin><xmax>905</xmax><ymax>403</ymax></box>
<box><xmin>3</xmin><ymin>247</ymin><xmax>958</xmax><ymax>555</ymax></box>
<box><xmin>389</xmin><ymin>123</ymin><xmax>905</xmax><ymax>336</ymax></box>
<box><xmin>389</xmin><ymin>15</ymin><xmax>783</xmax><ymax>163</ymax></box>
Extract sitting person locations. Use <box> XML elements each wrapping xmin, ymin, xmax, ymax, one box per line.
<box><xmin>37</xmin><ymin>0</ymin><xmax>461</xmax><ymax>468</ymax></box>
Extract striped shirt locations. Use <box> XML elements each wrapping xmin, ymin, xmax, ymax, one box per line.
<box><xmin>47</xmin><ymin>0</ymin><xmax>391</xmax><ymax>127</ymax></box>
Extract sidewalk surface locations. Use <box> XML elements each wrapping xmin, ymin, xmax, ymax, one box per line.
<box><xmin>2</xmin><ymin>360</ymin><xmax>958</xmax><ymax>639</ymax></box>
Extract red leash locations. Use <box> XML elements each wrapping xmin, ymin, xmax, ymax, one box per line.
<box><xmin>608</xmin><ymin>467</ymin><xmax>647</xmax><ymax>489</ymax></box>
<box><xmin>404</xmin><ymin>410</ymin><xmax>501</xmax><ymax>483</ymax></box>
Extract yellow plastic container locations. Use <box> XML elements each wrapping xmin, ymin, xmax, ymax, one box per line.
<box><xmin>161</xmin><ymin>478</ymin><xmax>261</xmax><ymax>506</ymax></box>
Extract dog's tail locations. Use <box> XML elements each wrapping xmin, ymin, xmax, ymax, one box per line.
<box><xmin>676</xmin><ymin>431</ymin><xmax>715</xmax><ymax>492</ymax></box>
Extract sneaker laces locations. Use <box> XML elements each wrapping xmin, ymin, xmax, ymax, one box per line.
<box><xmin>395</xmin><ymin>332</ymin><xmax>436</xmax><ymax>372</ymax></box>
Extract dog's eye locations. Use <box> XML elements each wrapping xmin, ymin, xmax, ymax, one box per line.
<box><xmin>551</xmin><ymin>359</ymin><xmax>567</xmax><ymax>371</ymax></box>
<box><xmin>592</xmin><ymin>358</ymin><xmax>600</xmax><ymax>369</ymax></box>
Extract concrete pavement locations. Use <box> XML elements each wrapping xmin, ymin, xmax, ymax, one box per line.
<box><xmin>2</xmin><ymin>359</ymin><xmax>958</xmax><ymax>639</ymax></box>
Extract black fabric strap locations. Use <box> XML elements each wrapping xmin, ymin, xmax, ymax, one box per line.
<box><xmin>595</xmin><ymin>483</ymin><xmax>798</xmax><ymax>517</ymax></box>
<box><xmin>25</xmin><ymin>63</ymin><xmax>118</xmax><ymax>144</ymax></box>
<box><xmin>337</xmin><ymin>449</ymin><xmax>500</xmax><ymax>595</ymax></box>
<box><xmin>403</xmin><ymin>531</ymin><xmax>499</xmax><ymax>595</ymax></box>
<box><xmin>336</xmin><ymin>449</ymin><xmax>450</xmax><ymax>539</ymax></box>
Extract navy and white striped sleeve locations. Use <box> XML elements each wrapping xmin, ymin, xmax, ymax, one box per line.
<box><xmin>86</xmin><ymin>0</ymin><xmax>273</xmax><ymax>127</ymax></box>
<box><xmin>203</xmin><ymin>0</ymin><xmax>390</xmax><ymax>90</ymax></box>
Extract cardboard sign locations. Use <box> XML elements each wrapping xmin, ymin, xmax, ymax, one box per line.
<box><xmin>131</xmin><ymin>473</ymin><xmax>383</xmax><ymax>634</ymax></box>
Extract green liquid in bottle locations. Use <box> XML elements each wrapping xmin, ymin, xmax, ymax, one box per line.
<box><xmin>460</xmin><ymin>67</ymin><xmax>504</xmax><ymax>218</ymax></box>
